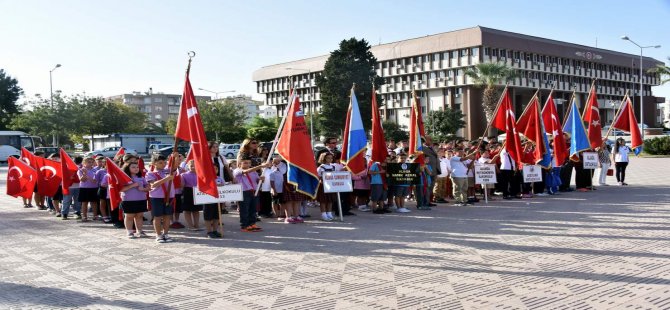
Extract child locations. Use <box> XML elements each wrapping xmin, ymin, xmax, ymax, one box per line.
<box><xmin>46</xmin><ymin>153</ymin><xmax>63</xmax><ymax>217</ymax></box>
<box><xmin>62</xmin><ymin>156</ymin><xmax>83</xmax><ymax>220</ymax></box>
<box><xmin>393</xmin><ymin>153</ymin><xmax>411</xmax><ymax>213</ymax></box>
<box><xmin>368</xmin><ymin>158</ymin><xmax>387</xmax><ymax>214</ymax></box>
<box><xmin>120</xmin><ymin>162</ymin><xmax>150</xmax><ymax>238</ymax></box>
<box><xmin>477</xmin><ymin>149</ymin><xmax>498</xmax><ymax>199</ymax></box>
<box><xmin>203</xmin><ymin>165</ymin><xmax>225</xmax><ymax>238</ymax></box>
<box><xmin>171</xmin><ymin>154</ymin><xmax>186</xmax><ymax>229</ymax></box>
<box><xmin>180</xmin><ymin>160</ymin><xmax>203</xmax><ymax>231</ymax></box>
<box><xmin>316</xmin><ymin>153</ymin><xmax>337</xmax><ymax>221</ymax></box>
<box><xmin>234</xmin><ymin>157</ymin><xmax>270</xmax><ymax>231</ymax></box>
<box><xmin>94</xmin><ymin>156</ymin><xmax>110</xmax><ymax>222</ymax></box>
<box><xmin>146</xmin><ymin>155</ymin><xmax>176</xmax><ymax>243</ymax></box>
<box><xmin>270</xmin><ymin>158</ymin><xmax>284</xmax><ymax>221</ymax></box>
<box><xmin>77</xmin><ymin>157</ymin><xmax>99</xmax><ymax>222</ymax></box>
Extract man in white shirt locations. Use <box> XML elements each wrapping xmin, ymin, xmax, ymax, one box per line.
<box><xmin>449</xmin><ymin>149</ymin><xmax>473</xmax><ymax>206</ymax></box>
<box><xmin>433</xmin><ymin>148</ymin><xmax>450</xmax><ymax>203</ymax></box>
<box><xmin>499</xmin><ymin>148</ymin><xmax>520</xmax><ymax>199</ymax></box>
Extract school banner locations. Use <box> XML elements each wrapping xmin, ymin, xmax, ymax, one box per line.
<box><xmin>387</xmin><ymin>163</ymin><xmax>421</xmax><ymax>186</ymax></box>
<box><xmin>582</xmin><ymin>152</ymin><xmax>598</xmax><ymax>169</ymax></box>
<box><xmin>194</xmin><ymin>184</ymin><xmax>243</xmax><ymax>204</ymax></box>
<box><xmin>323</xmin><ymin>172</ymin><xmax>353</xmax><ymax>193</ymax></box>
<box><xmin>475</xmin><ymin>164</ymin><xmax>497</xmax><ymax>184</ymax></box>
<box><xmin>522</xmin><ymin>165</ymin><xmax>543</xmax><ymax>183</ymax></box>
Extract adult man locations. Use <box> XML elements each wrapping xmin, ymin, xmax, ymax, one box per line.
<box><xmin>449</xmin><ymin>149</ymin><xmax>473</xmax><ymax>206</ymax></box>
<box><xmin>422</xmin><ymin>137</ymin><xmax>440</xmax><ymax>206</ymax></box>
<box><xmin>433</xmin><ymin>148</ymin><xmax>450</xmax><ymax>203</ymax></box>
<box><xmin>315</xmin><ymin>137</ymin><xmax>341</xmax><ymax>161</ymax></box>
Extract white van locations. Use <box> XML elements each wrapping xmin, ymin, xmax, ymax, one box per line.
<box><xmin>219</xmin><ymin>144</ymin><xmax>241</xmax><ymax>159</ymax></box>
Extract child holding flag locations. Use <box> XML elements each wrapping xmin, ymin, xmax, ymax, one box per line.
<box><xmin>146</xmin><ymin>155</ymin><xmax>176</xmax><ymax>243</ymax></box>
<box><xmin>120</xmin><ymin>162</ymin><xmax>149</xmax><ymax>238</ymax></box>
<box><xmin>234</xmin><ymin>157</ymin><xmax>270</xmax><ymax>232</ymax></box>
<box><xmin>179</xmin><ymin>160</ymin><xmax>202</xmax><ymax>231</ymax></box>
<box><xmin>78</xmin><ymin>157</ymin><xmax>99</xmax><ymax>222</ymax></box>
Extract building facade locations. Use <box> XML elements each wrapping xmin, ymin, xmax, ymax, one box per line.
<box><xmin>253</xmin><ymin>26</ymin><xmax>665</xmax><ymax>139</ymax></box>
<box><xmin>108</xmin><ymin>91</ymin><xmax>211</xmax><ymax>125</ymax></box>
<box><xmin>212</xmin><ymin>95</ymin><xmax>264</xmax><ymax>123</ymax></box>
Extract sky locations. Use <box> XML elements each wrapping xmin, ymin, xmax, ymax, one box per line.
<box><xmin>1</xmin><ymin>0</ymin><xmax>669</xmax><ymax>104</ymax></box>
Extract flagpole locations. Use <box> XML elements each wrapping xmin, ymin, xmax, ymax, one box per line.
<box><xmin>562</xmin><ymin>88</ymin><xmax>577</xmax><ymax>127</ymax></box>
<box><xmin>580</xmin><ymin>79</ymin><xmax>598</xmax><ymax>119</ymax></box>
<box><xmin>603</xmin><ymin>91</ymin><xmax>630</xmax><ymax>140</ymax></box>
<box><xmin>517</xmin><ymin>87</ymin><xmax>541</xmax><ymax>121</ymax></box>
<box><xmin>171</xmin><ymin>51</ymin><xmax>196</xmax><ymax>173</ymax></box>
<box><xmin>468</xmin><ymin>83</ymin><xmax>509</xmax><ymax>156</ymax></box>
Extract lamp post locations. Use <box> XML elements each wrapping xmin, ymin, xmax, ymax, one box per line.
<box><xmin>621</xmin><ymin>36</ymin><xmax>661</xmax><ymax>140</ymax></box>
<box><xmin>49</xmin><ymin>64</ymin><xmax>61</xmax><ymax>146</ymax></box>
<box><xmin>285</xmin><ymin>67</ymin><xmax>314</xmax><ymax>147</ymax></box>
<box><xmin>197</xmin><ymin>88</ymin><xmax>235</xmax><ymax>100</ymax></box>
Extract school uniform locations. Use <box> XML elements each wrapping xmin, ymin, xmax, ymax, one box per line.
<box><xmin>317</xmin><ymin>163</ymin><xmax>337</xmax><ymax>204</ymax></box>
<box><xmin>95</xmin><ymin>168</ymin><xmax>108</xmax><ymax>201</ymax></box>
<box><xmin>145</xmin><ymin>169</ymin><xmax>175</xmax><ymax>217</ymax></box>
<box><xmin>233</xmin><ymin>168</ymin><xmax>260</xmax><ymax>228</ymax></box>
<box><xmin>120</xmin><ymin>176</ymin><xmax>149</xmax><ymax>214</ymax></box>
<box><xmin>368</xmin><ymin>162</ymin><xmax>386</xmax><ymax>202</ymax></box>
<box><xmin>258</xmin><ymin>168</ymin><xmax>274</xmax><ymax>217</ymax></box>
<box><xmin>77</xmin><ymin>168</ymin><xmax>99</xmax><ymax>202</ymax></box>
<box><xmin>203</xmin><ymin>177</ymin><xmax>224</xmax><ymax>221</ymax></box>
<box><xmin>180</xmin><ymin>171</ymin><xmax>202</xmax><ymax>212</ymax></box>
<box><xmin>270</xmin><ymin>168</ymin><xmax>284</xmax><ymax>205</ymax></box>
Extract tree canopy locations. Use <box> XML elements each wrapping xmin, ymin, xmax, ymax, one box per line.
<box><xmin>464</xmin><ymin>62</ymin><xmax>518</xmax><ymax>124</ymax></box>
<box><xmin>245</xmin><ymin>116</ymin><xmax>278</xmax><ymax>142</ymax></box>
<box><xmin>316</xmin><ymin>38</ymin><xmax>384</xmax><ymax>137</ymax></box>
<box><xmin>382</xmin><ymin>121</ymin><xmax>409</xmax><ymax>143</ymax></box>
<box><xmin>198</xmin><ymin>99</ymin><xmax>247</xmax><ymax>143</ymax></box>
<box><xmin>423</xmin><ymin>108</ymin><xmax>466</xmax><ymax>142</ymax></box>
<box><xmin>0</xmin><ymin>69</ymin><xmax>24</xmax><ymax>130</ymax></box>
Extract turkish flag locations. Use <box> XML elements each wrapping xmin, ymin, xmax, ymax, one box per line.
<box><xmin>7</xmin><ymin>156</ymin><xmax>38</xmax><ymax>199</ymax></box>
<box><xmin>492</xmin><ymin>88</ymin><xmax>522</xmax><ymax>166</ymax></box>
<box><xmin>612</xmin><ymin>96</ymin><xmax>643</xmax><ymax>153</ymax></box>
<box><xmin>59</xmin><ymin>149</ymin><xmax>80</xmax><ymax>195</ymax></box>
<box><xmin>541</xmin><ymin>94</ymin><xmax>567</xmax><ymax>166</ymax></box>
<box><xmin>37</xmin><ymin>158</ymin><xmax>63</xmax><ymax>197</ymax></box>
<box><xmin>105</xmin><ymin>158</ymin><xmax>132</xmax><ymax>211</ymax></box>
<box><xmin>21</xmin><ymin>147</ymin><xmax>41</xmax><ymax>171</ymax></box>
<box><xmin>583</xmin><ymin>87</ymin><xmax>603</xmax><ymax>149</ymax></box>
<box><xmin>115</xmin><ymin>147</ymin><xmax>126</xmax><ymax>159</ymax></box>
<box><xmin>370</xmin><ymin>86</ymin><xmax>387</xmax><ymax>164</ymax></box>
<box><xmin>174</xmin><ymin>70</ymin><xmax>218</xmax><ymax>198</ymax></box>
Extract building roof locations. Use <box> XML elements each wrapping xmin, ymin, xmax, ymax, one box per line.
<box><xmin>252</xmin><ymin>26</ymin><xmax>663</xmax><ymax>81</ymax></box>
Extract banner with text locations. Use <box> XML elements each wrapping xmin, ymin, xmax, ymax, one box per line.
<box><xmin>582</xmin><ymin>152</ymin><xmax>598</xmax><ymax>169</ymax></box>
<box><xmin>522</xmin><ymin>165</ymin><xmax>543</xmax><ymax>183</ymax></box>
<box><xmin>387</xmin><ymin>163</ymin><xmax>421</xmax><ymax>186</ymax></box>
<box><xmin>194</xmin><ymin>184</ymin><xmax>243</xmax><ymax>204</ymax></box>
<box><xmin>475</xmin><ymin>164</ymin><xmax>497</xmax><ymax>184</ymax></box>
<box><xmin>323</xmin><ymin>171</ymin><xmax>353</xmax><ymax>193</ymax></box>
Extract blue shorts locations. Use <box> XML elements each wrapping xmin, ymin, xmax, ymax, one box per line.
<box><xmin>150</xmin><ymin>198</ymin><xmax>174</xmax><ymax>217</ymax></box>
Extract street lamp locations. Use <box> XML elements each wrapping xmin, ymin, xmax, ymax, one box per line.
<box><xmin>49</xmin><ymin>64</ymin><xmax>61</xmax><ymax>146</ymax></box>
<box><xmin>621</xmin><ymin>35</ymin><xmax>661</xmax><ymax>140</ymax></box>
<box><xmin>285</xmin><ymin>67</ymin><xmax>314</xmax><ymax>147</ymax></box>
<box><xmin>197</xmin><ymin>88</ymin><xmax>235</xmax><ymax>100</ymax></box>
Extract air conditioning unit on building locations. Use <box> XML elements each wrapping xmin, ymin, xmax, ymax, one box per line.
<box><xmin>397</xmin><ymin>65</ymin><xmax>404</xmax><ymax>69</ymax></box>
<box><xmin>402</xmin><ymin>81</ymin><xmax>407</xmax><ymax>85</ymax></box>
<box><xmin>438</xmin><ymin>77</ymin><xmax>445</xmax><ymax>81</ymax></box>
<box><xmin>455</xmin><ymin>94</ymin><xmax>461</xmax><ymax>98</ymax></box>
<box><xmin>417</xmin><ymin>80</ymin><xmax>424</xmax><ymax>84</ymax></box>
<box><xmin>413</xmin><ymin>63</ymin><xmax>419</xmax><ymax>68</ymax></box>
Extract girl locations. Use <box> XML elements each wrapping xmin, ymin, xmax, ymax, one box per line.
<box><xmin>77</xmin><ymin>157</ymin><xmax>99</xmax><ymax>222</ymax></box>
<box><xmin>234</xmin><ymin>157</ymin><xmax>270</xmax><ymax>231</ymax></box>
<box><xmin>203</xmin><ymin>165</ymin><xmax>225</xmax><ymax>238</ymax></box>
<box><xmin>316</xmin><ymin>153</ymin><xmax>337</xmax><ymax>221</ymax></box>
<box><xmin>120</xmin><ymin>162</ymin><xmax>150</xmax><ymax>238</ymax></box>
<box><xmin>146</xmin><ymin>155</ymin><xmax>176</xmax><ymax>243</ymax></box>
<box><xmin>598</xmin><ymin>142</ymin><xmax>612</xmax><ymax>186</ymax></box>
<box><xmin>368</xmin><ymin>157</ymin><xmax>387</xmax><ymax>214</ymax></box>
<box><xmin>613</xmin><ymin>138</ymin><xmax>631</xmax><ymax>186</ymax></box>
<box><xmin>94</xmin><ymin>156</ymin><xmax>110</xmax><ymax>222</ymax></box>
<box><xmin>180</xmin><ymin>160</ymin><xmax>203</xmax><ymax>231</ymax></box>
<box><xmin>393</xmin><ymin>153</ymin><xmax>411</xmax><ymax>213</ymax></box>
<box><xmin>171</xmin><ymin>154</ymin><xmax>186</xmax><ymax>229</ymax></box>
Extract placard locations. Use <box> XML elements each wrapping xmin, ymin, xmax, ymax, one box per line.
<box><xmin>194</xmin><ymin>184</ymin><xmax>243</xmax><ymax>204</ymax></box>
<box><xmin>522</xmin><ymin>165</ymin><xmax>543</xmax><ymax>183</ymax></box>
<box><xmin>386</xmin><ymin>163</ymin><xmax>421</xmax><ymax>186</ymax></box>
<box><xmin>475</xmin><ymin>164</ymin><xmax>497</xmax><ymax>184</ymax></box>
<box><xmin>582</xmin><ymin>152</ymin><xmax>598</xmax><ymax>169</ymax></box>
<box><xmin>323</xmin><ymin>171</ymin><xmax>353</xmax><ymax>193</ymax></box>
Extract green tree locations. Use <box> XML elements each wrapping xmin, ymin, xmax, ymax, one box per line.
<box><xmin>648</xmin><ymin>57</ymin><xmax>670</xmax><ymax>85</ymax></box>
<box><xmin>165</xmin><ymin>117</ymin><xmax>178</xmax><ymax>135</ymax></box>
<box><xmin>382</xmin><ymin>121</ymin><xmax>408</xmax><ymax>143</ymax></box>
<box><xmin>316</xmin><ymin>38</ymin><xmax>384</xmax><ymax>137</ymax></box>
<box><xmin>464</xmin><ymin>62</ymin><xmax>518</xmax><ymax>127</ymax></box>
<box><xmin>199</xmin><ymin>99</ymin><xmax>247</xmax><ymax>143</ymax></box>
<box><xmin>424</xmin><ymin>108</ymin><xmax>466</xmax><ymax>142</ymax></box>
<box><xmin>245</xmin><ymin>116</ymin><xmax>278</xmax><ymax>142</ymax></box>
<box><xmin>0</xmin><ymin>69</ymin><xmax>24</xmax><ymax>130</ymax></box>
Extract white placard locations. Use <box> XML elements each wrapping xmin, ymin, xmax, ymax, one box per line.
<box><xmin>522</xmin><ymin>165</ymin><xmax>543</xmax><ymax>183</ymax></box>
<box><xmin>194</xmin><ymin>184</ymin><xmax>243</xmax><ymax>204</ymax></box>
<box><xmin>582</xmin><ymin>152</ymin><xmax>598</xmax><ymax>169</ymax></box>
<box><xmin>475</xmin><ymin>164</ymin><xmax>497</xmax><ymax>184</ymax></box>
<box><xmin>323</xmin><ymin>171</ymin><xmax>353</xmax><ymax>193</ymax></box>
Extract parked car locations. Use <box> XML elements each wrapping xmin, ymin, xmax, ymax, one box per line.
<box><xmin>219</xmin><ymin>144</ymin><xmax>241</xmax><ymax>159</ymax></box>
<box><xmin>153</xmin><ymin>145</ymin><xmax>190</xmax><ymax>158</ymax></box>
<box><xmin>148</xmin><ymin>143</ymin><xmax>172</xmax><ymax>154</ymax></box>
<box><xmin>85</xmin><ymin>146</ymin><xmax>137</xmax><ymax>158</ymax></box>
<box><xmin>34</xmin><ymin>147</ymin><xmax>60</xmax><ymax>158</ymax></box>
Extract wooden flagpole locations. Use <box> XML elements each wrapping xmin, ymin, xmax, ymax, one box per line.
<box><xmin>581</xmin><ymin>79</ymin><xmax>598</xmax><ymax>119</ymax></box>
<box><xmin>467</xmin><ymin>83</ymin><xmax>510</xmax><ymax>157</ymax></box>
<box><xmin>562</xmin><ymin>88</ymin><xmax>578</xmax><ymax>128</ymax></box>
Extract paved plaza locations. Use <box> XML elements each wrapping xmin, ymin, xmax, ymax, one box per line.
<box><xmin>0</xmin><ymin>157</ymin><xmax>669</xmax><ymax>309</ymax></box>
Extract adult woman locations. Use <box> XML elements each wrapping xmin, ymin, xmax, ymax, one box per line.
<box><xmin>237</xmin><ymin>138</ymin><xmax>262</xmax><ymax>167</ymax></box>
<box><xmin>613</xmin><ymin>138</ymin><xmax>631</xmax><ymax>186</ymax></box>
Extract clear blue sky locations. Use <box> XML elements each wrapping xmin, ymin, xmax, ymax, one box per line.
<box><xmin>1</xmin><ymin>0</ymin><xmax>669</xmax><ymax>102</ymax></box>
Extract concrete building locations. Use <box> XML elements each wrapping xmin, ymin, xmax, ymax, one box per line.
<box><xmin>108</xmin><ymin>90</ymin><xmax>211</xmax><ymax>125</ymax></box>
<box><xmin>253</xmin><ymin>26</ymin><xmax>665</xmax><ymax>139</ymax></box>
<box><xmin>83</xmin><ymin>133</ymin><xmax>175</xmax><ymax>154</ymax></box>
<box><xmin>211</xmin><ymin>95</ymin><xmax>264</xmax><ymax>123</ymax></box>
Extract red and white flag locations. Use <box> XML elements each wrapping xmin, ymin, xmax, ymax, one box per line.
<box><xmin>59</xmin><ymin>148</ymin><xmax>80</xmax><ymax>195</ymax></box>
<box><xmin>174</xmin><ymin>68</ymin><xmax>218</xmax><ymax>197</ymax></box>
<box><xmin>105</xmin><ymin>158</ymin><xmax>132</xmax><ymax>211</ymax></box>
<box><xmin>492</xmin><ymin>88</ymin><xmax>522</xmax><ymax>166</ymax></box>
<box><xmin>37</xmin><ymin>158</ymin><xmax>62</xmax><ymax>197</ymax></box>
<box><xmin>583</xmin><ymin>86</ymin><xmax>603</xmax><ymax>149</ymax></box>
<box><xmin>7</xmin><ymin>156</ymin><xmax>38</xmax><ymax>199</ymax></box>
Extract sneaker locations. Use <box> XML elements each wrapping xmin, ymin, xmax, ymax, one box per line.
<box><xmin>127</xmin><ymin>232</ymin><xmax>136</xmax><ymax>239</ymax></box>
<box><xmin>248</xmin><ymin>224</ymin><xmax>263</xmax><ymax>231</ymax></box>
<box><xmin>163</xmin><ymin>234</ymin><xmax>175</xmax><ymax>242</ymax></box>
<box><xmin>170</xmin><ymin>222</ymin><xmax>185</xmax><ymax>229</ymax></box>
<box><xmin>207</xmin><ymin>232</ymin><xmax>216</xmax><ymax>239</ymax></box>
<box><xmin>137</xmin><ymin>231</ymin><xmax>148</xmax><ymax>238</ymax></box>
<box><xmin>383</xmin><ymin>208</ymin><xmax>392</xmax><ymax>213</ymax></box>
<box><xmin>535</xmin><ymin>192</ymin><xmax>549</xmax><ymax>197</ymax></box>
<box><xmin>388</xmin><ymin>205</ymin><xmax>398</xmax><ymax>211</ymax></box>
<box><xmin>56</xmin><ymin>213</ymin><xmax>61</xmax><ymax>218</ymax></box>
<box><xmin>373</xmin><ymin>208</ymin><xmax>385</xmax><ymax>214</ymax></box>
<box><xmin>241</xmin><ymin>226</ymin><xmax>256</xmax><ymax>232</ymax></box>
<box><xmin>113</xmin><ymin>222</ymin><xmax>125</xmax><ymax>228</ymax></box>
<box><xmin>214</xmin><ymin>231</ymin><xmax>223</xmax><ymax>238</ymax></box>
<box><xmin>37</xmin><ymin>205</ymin><xmax>47</xmax><ymax>210</ymax></box>
<box><xmin>61</xmin><ymin>215</ymin><xmax>68</xmax><ymax>220</ymax></box>
<box><xmin>293</xmin><ymin>217</ymin><xmax>304</xmax><ymax>223</ymax></box>
<box><xmin>453</xmin><ymin>203</ymin><xmax>465</xmax><ymax>207</ymax></box>
<box><xmin>156</xmin><ymin>236</ymin><xmax>166</xmax><ymax>243</ymax></box>
<box><xmin>102</xmin><ymin>217</ymin><xmax>112</xmax><ymax>223</ymax></box>
<box><xmin>417</xmin><ymin>206</ymin><xmax>432</xmax><ymax>210</ymax></box>
<box><xmin>321</xmin><ymin>215</ymin><xmax>333</xmax><ymax>221</ymax></box>
<box><xmin>284</xmin><ymin>218</ymin><xmax>295</xmax><ymax>224</ymax></box>
<box><xmin>358</xmin><ymin>205</ymin><xmax>371</xmax><ymax>212</ymax></box>
<box><xmin>277</xmin><ymin>217</ymin><xmax>285</xmax><ymax>221</ymax></box>
<box><xmin>396</xmin><ymin>207</ymin><xmax>411</xmax><ymax>213</ymax></box>
<box><xmin>622</xmin><ymin>182</ymin><xmax>628</xmax><ymax>186</ymax></box>
<box><xmin>75</xmin><ymin>212</ymin><xmax>82</xmax><ymax>220</ymax></box>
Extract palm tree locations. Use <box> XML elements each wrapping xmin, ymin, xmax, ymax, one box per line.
<box><xmin>648</xmin><ymin>57</ymin><xmax>670</xmax><ymax>85</ymax></box>
<box><xmin>464</xmin><ymin>62</ymin><xmax>518</xmax><ymax>125</ymax></box>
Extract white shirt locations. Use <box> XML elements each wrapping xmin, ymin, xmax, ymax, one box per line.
<box><xmin>261</xmin><ymin>168</ymin><xmax>272</xmax><ymax>192</ymax></box>
<box><xmin>437</xmin><ymin>158</ymin><xmax>450</xmax><ymax>177</ymax></box>
<box><xmin>500</xmin><ymin>149</ymin><xmax>516</xmax><ymax>170</ymax></box>
<box><xmin>615</xmin><ymin>146</ymin><xmax>630</xmax><ymax>163</ymax></box>
<box><xmin>450</xmin><ymin>156</ymin><xmax>468</xmax><ymax>178</ymax></box>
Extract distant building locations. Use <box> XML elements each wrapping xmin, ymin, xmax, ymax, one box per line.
<box><xmin>108</xmin><ymin>90</ymin><xmax>211</xmax><ymax>125</ymax></box>
<box><xmin>662</xmin><ymin>99</ymin><xmax>670</xmax><ymax>126</ymax></box>
<box><xmin>83</xmin><ymin>133</ymin><xmax>175</xmax><ymax>154</ymax></box>
<box><xmin>211</xmin><ymin>95</ymin><xmax>264</xmax><ymax>123</ymax></box>
<box><xmin>259</xmin><ymin>105</ymin><xmax>278</xmax><ymax>119</ymax></box>
<box><xmin>253</xmin><ymin>26</ymin><xmax>665</xmax><ymax>139</ymax></box>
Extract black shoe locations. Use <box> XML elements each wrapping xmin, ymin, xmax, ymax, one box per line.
<box><xmin>256</xmin><ymin>216</ymin><xmax>262</xmax><ymax>222</ymax></box>
<box><xmin>221</xmin><ymin>209</ymin><xmax>229</xmax><ymax>214</ymax></box>
<box><xmin>373</xmin><ymin>208</ymin><xmax>385</xmax><ymax>214</ymax></box>
<box><xmin>343</xmin><ymin>211</ymin><xmax>356</xmax><ymax>216</ymax></box>
<box><xmin>435</xmin><ymin>199</ymin><xmax>448</xmax><ymax>203</ymax></box>
<box><xmin>428</xmin><ymin>203</ymin><xmax>437</xmax><ymax>207</ymax></box>
<box><xmin>383</xmin><ymin>208</ymin><xmax>392</xmax><ymax>213</ymax></box>
<box><xmin>113</xmin><ymin>222</ymin><xmax>125</xmax><ymax>229</ymax></box>
<box><xmin>207</xmin><ymin>232</ymin><xmax>216</xmax><ymax>238</ymax></box>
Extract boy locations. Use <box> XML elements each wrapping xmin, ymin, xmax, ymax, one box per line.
<box><xmin>234</xmin><ymin>156</ymin><xmax>270</xmax><ymax>232</ymax></box>
<box><xmin>270</xmin><ymin>157</ymin><xmax>284</xmax><ymax>220</ymax></box>
<box><xmin>146</xmin><ymin>155</ymin><xmax>176</xmax><ymax>243</ymax></box>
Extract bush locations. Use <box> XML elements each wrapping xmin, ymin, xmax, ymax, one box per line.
<box><xmin>644</xmin><ymin>136</ymin><xmax>670</xmax><ymax>155</ymax></box>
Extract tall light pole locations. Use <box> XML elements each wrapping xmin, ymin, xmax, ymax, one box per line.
<box><xmin>49</xmin><ymin>64</ymin><xmax>61</xmax><ymax>146</ymax></box>
<box><xmin>621</xmin><ymin>36</ymin><xmax>661</xmax><ymax>140</ymax></box>
<box><xmin>285</xmin><ymin>67</ymin><xmax>314</xmax><ymax>147</ymax></box>
<box><xmin>197</xmin><ymin>88</ymin><xmax>235</xmax><ymax>100</ymax></box>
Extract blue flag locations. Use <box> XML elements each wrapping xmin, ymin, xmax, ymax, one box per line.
<box><xmin>562</xmin><ymin>100</ymin><xmax>591</xmax><ymax>161</ymax></box>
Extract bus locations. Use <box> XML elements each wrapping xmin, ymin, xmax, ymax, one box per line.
<box><xmin>0</xmin><ymin>131</ymin><xmax>42</xmax><ymax>162</ymax></box>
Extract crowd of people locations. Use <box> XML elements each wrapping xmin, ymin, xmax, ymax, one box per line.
<box><xmin>12</xmin><ymin>134</ymin><xmax>634</xmax><ymax>243</ymax></box>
